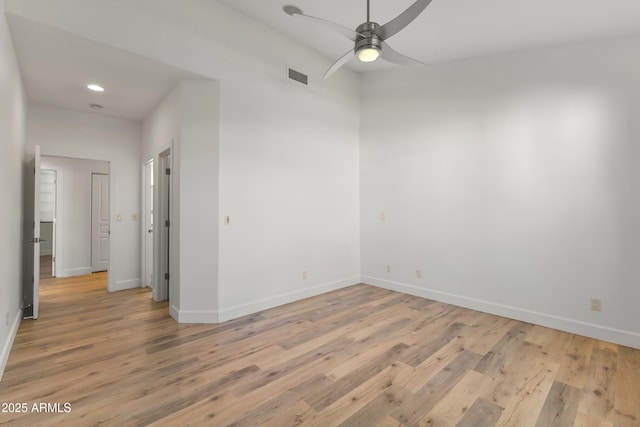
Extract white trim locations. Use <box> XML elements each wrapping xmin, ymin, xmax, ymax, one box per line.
<box><xmin>174</xmin><ymin>309</ymin><xmax>219</xmax><ymax>324</ymax></box>
<box><xmin>0</xmin><ymin>310</ymin><xmax>22</xmax><ymax>383</ymax></box>
<box><xmin>110</xmin><ymin>278</ymin><xmax>141</xmax><ymax>292</ymax></box>
<box><xmin>58</xmin><ymin>267</ymin><xmax>93</xmax><ymax>278</ymax></box>
<box><xmin>216</xmin><ymin>276</ymin><xmax>361</xmax><ymax>323</ymax></box>
<box><xmin>170</xmin><ymin>304</ymin><xmax>180</xmax><ymax>322</ymax></box>
<box><xmin>363</xmin><ymin>275</ymin><xmax>640</xmax><ymax>350</ymax></box>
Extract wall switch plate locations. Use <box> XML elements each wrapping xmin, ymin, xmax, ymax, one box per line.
<box><xmin>590</xmin><ymin>298</ymin><xmax>602</xmax><ymax>312</ymax></box>
<box><xmin>132</xmin><ymin>214</ymin><xmax>138</xmax><ymax>221</ymax></box>
<box><xmin>302</xmin><ymin>271</ymin><xmax>308</xmax><ymax>280</ymax></box>
<box><xmin>386</xmin><ymin>264</ymin><xmax>391</xmax><ymax>273</ymax></box>
<box><xmin>116</xmin><ymin>214</ymin><xmax>123</xmax><ymax>222</ymax></box>
<box><xmin>416</xmin><ymin>269</ymin><xmax>422</xmax><ymax>278</ymax></box>
<box><xmin>224</xmin><ymin>216</ymin><xmax>231</xmax><ymax>225</ymax></box>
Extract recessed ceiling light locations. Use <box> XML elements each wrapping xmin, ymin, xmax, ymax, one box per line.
<box><xmin>87</xmin><ymin>84</ymin><xmax>105</xmax><ymax>92</ymax></box>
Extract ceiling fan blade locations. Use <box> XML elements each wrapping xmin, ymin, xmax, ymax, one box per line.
<box><xmin>380</xmin><ymin>0</ymin><xmax>433</xmax><ymax>40</ymax></box>
<box><xmin>380</xmin><ymin>41</ymin><xmax>423</xmax><ymax>66</ymax></box>
<box><xmin>324</xmin><ymin>49</ymin><xmax>355</xmax><ymax>79</ymax></box>
<box><xmin>283</xmin><ymin>5</ymin><xmax>362</xmax><ymax>41</ymax></box>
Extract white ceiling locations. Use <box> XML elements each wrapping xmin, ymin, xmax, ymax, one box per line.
<box><xmin>221</xmin><ymin>0</ymin><xmax>640</xmax><ymax>72</ymax></box>
<box><xmin>6</xmin><ymin>14</ymin><xmax>204</xmax><ymax>122</ymax></box>
<box><xmin>5</xmin><ymin>1</ymin><xmax>640</xmax><ymax>121</ymax></box>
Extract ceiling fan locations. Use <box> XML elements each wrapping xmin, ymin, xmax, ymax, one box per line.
<box><xmin>283</xmin><ymin>0</ymin><xmax>433</xmax><ymax>79</ymax></box>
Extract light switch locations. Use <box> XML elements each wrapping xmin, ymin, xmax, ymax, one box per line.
<box><xmin>116</xmin><ymin>214</ymin><xmax>123</xmax><ymax>222</ymax></box>
<box><xmin>132</xmin><ymin>214</ymin><xmax>138</xmax><ymax>221</ymax></box>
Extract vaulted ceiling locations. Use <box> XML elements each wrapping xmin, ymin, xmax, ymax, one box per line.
<box><xmin>222</xmin><ymin>0</ymin><xmax>640</xmax><ymax>72</ymax></box>
<box><xmin>5</xmin><ymin>0</ymin><xmax>640</xmax><ymax>121</ymax></box>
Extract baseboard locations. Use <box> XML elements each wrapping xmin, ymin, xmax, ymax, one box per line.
<box><xmin>110</xmin><ymin>278</ymin><xmax>141</xmax><ymax>292</ymax></box>
<box><xmin>58</xmin><ymin>267</ymin><xmax>93</xmax><ymax>278</ymax></box>
<box><xmin>170</xmin><ymin>304</ymin><xmax>180</xmax><ymax>322</ymax></box>
<box><xmin>0</xmin><ymin>310</ymin><xmax>22</xmax><ymax>383</ymax></box>
<box><xmin>216</xmin><ymin>276</ymin><xmax>361</xmax><ymax>323</ymax></box>
<box><xmin>363</xmin><ymin>275</ymin><xmax>640</xmax><ymax>350</ymax></box>
<box><xmin>174</xmin><ymin>308</ymin><xmax>219</xmax><ymax>324</ymax></box>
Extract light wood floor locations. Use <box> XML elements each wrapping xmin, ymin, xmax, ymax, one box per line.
<box><xmin>1</xmin><ymin>274</ymin><xmax>638</xmax><ymax>426</ymax></box>
<box><xmin>39</xmin><ymin>255</ymin><xmax>52</xmax><ymax>279</ymax></box>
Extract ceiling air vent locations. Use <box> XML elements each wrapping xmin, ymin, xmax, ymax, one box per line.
<box><xmin>288</xmin><ymin>68</ymin><xmax>308</xmax><ymax>85</ymax></box>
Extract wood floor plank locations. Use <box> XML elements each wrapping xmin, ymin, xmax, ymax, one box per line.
<box><xmin>2</xmin><ymin>273</ymin><xmax>639</xmax><ymax>426</ymax></box>
<box><xmin>462</xmin><ymin>315</ymin><xmax>515</xmax><ymax>356</ymax></box>
<box><xmin>338</xmin><ymin>383</ymin><xmax>414</xmax><ymax>427</ymax></box>
<box><xmin>376</xmin><ymin>416</ymin><xmax>408</xmax><ymax>427</ymax></box>
<box><xmin>611</xmin><ymin>346</ymin><xmax>640</xmax><ymax>427</ymax></box>
<box><xmin>556</xmin><ymin>334</ymin><xmax>594</xmax><ymax>389</ymax></box>
<box><xmin>225</xmin><ymin>374</ymin><xmax>329</xmax><ymax>427</ymax></box>
<box><xmin>419</xmin><ymin>369</ymin><xmax>494</xmax><ymax>426</ymax></box>
<box><xmin>535</xmin><ymin>381</ymin><xmax>581</xmax><ymax>427</ymax></box>
<box><xmin>577</xmin><ymin>346</ymin><xmax>618</xmax><ymax>423</ymax></box>
<box><xmin>525</xmin><ymin>325</ymin><xmax>571</xmax><ymax>363</ymax></box>
<box><xmin>306</xmin><ymin>342</ymin><xmax>411</xmax><ymax>412</ymax></box>
<box><xmin>455</xmin><ymin>398</ymin><xmax>504</xmax><ymax>427</ymax></box>
<box><xmin>390</xmin><ymin>351</ymin><xmax>483</xmax><ymax>426</ymax></box>
<box><xmin>573</xmin><ymin>412</ymin><xmax>615</xmax><ymax>427</ymax></box>
<box><xmin>474</xmin><ymin>321</ymin><xmax>533</xmax><ymax>377</ymax></box>
<box><xmin>480</xmin><ymin>340</ymin><xmax>546</xmax><ymax>408</ymax></box>
<box><xmin>302</xmin><ymin>362</ymin><xmax>414</xmax><ymax>427</ymax></box>
<box><xmin>495</xmin><ymin>358</ymin><xmax>560</xmax><ymax>427</ymax></box>
<box><xmin>403</xmin><ymin>338</ymin><xmax>467</xmax><ymax>393</ymax></box>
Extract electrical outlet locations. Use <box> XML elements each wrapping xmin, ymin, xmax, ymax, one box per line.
<box><xmin>386</xmin><ymin>264</ymin><xmax>391</xmax><ymax>273</ymax></box>
<box><xmin>590</xmin><ymin>298</ymin><xmax>602</xmax><ymax>312</ymax></box>
<box><xmin>416</xmin><ymin>269</ymin><xmax>422</xmax><ymax>279</ymax></box>
<box><xmin>302</xmin><ymin>271</ymin><xmax>308</xmax><ymax>280</ymax></box>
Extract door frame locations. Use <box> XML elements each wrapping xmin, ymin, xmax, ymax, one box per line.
<box><xmin>141</xmin><ymin>158</ymin><xmax>154</xmax><ymax>288</ymax></box>
<box><xmin>23</xmin><ymin>145</ymin><xmax>41</xmax><ymax>319</ymax></box>
<box><xmin>154</xmin><ymin>147</ymin><xmax>172</xmax><ymax>302</ymax></box>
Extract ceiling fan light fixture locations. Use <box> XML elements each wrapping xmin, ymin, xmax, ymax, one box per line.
<box><xmin>357</xmin><ymin>46</ymin><xmax>381</xmax><ymax>62</ymax></box>
<box><xmin>355</xmin><ymin>32</ymin><xmax>383</xmax><ymax>63</ymax></box>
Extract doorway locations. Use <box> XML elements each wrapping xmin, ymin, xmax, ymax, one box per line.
<box><xmin>39</xmin><ymin>170</ymin><xmax>56</xmax><ymax>279</ymax></box>
<box><xmin>40</xmin><ymin>156</ymin><xmax>110</xmax><ymax>280</ymax></box>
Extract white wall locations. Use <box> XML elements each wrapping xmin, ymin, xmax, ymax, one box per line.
<box><xmin>42</xmin><ymin>0</ymin><xmax>362</xmax><ymax>321</ymax></box>
<box><xmin>40</xmin><ymin>155</ymin><xmax>109</xmax><ymax>277</ymax></box>
<box><xmin>178</xmin><ymin>80</ymin><xmax>219</xmax><ymax>321</ymax></box>
<box><xmin>361</xmin><ymin>36</ymin><xmax>640</xmax><ymax>348</ymax></box>
<box><xmin>218</xmin><ymin>64</ymin><xmax>361</xmax><ymax>320</ymax></box>
<box><xmin>26</xmin><ymin>105</ymin><xmax>142</xmax><ymax>291</ymax></box>
<box><xmin>142</xmin><ymin>80</ymin><xmax>220</xmax><ymax>322</ymax></box>
<box><xmin>0</xmin><ymin>0</ymin><xmax>27</xmax><ymax>381</ymax></box>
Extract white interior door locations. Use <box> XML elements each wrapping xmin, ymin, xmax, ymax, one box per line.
<box><xmin>24</xmin><ymin>145</ymin><xmax>41</xmax><ymax>319</ymax></box>
<box><xmin>91</xmin><ymin>173</ymin><xmax>110</xmax><ymax>272</ymax></box>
